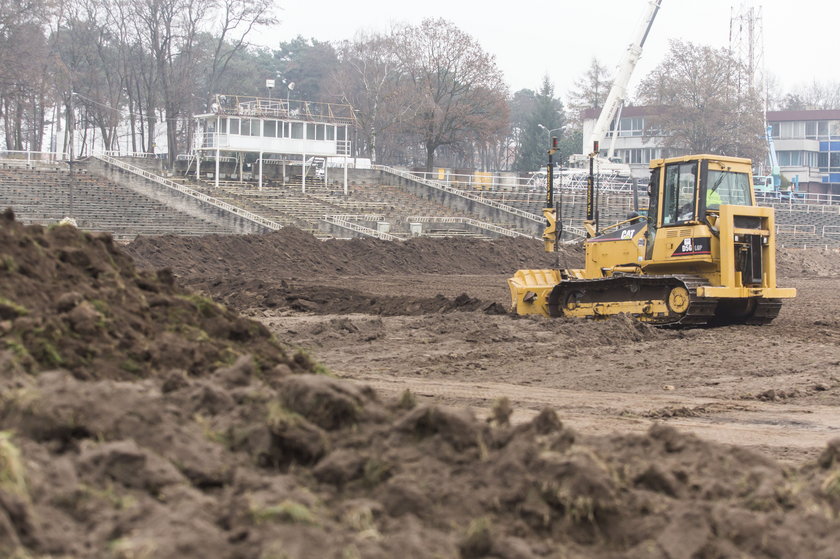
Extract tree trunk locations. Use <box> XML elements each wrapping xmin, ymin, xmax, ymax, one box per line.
<box><xmin>166</xmin><ymin>104</ymin><xmax>179</xmax><ymax>167</ymax></box>
<box><xmin>425</xmin><ymin>142</ymin><xmax>436</xmax><ymax>172</ymax></box>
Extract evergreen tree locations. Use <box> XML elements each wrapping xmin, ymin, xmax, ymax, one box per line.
<box><xmin>514</xmin><ymin>76</ymin><xmax>566</xmax><ymax>172</ymax></box>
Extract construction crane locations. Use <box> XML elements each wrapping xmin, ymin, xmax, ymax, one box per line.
<box><xmin>766</xmin><ymin>124</ymin><xmax>781</xmax><ymax>187</ymax></box>
<box><xmin>571</xmin><ymin>0</ymin><xmax>663</xmax><ymax>173</ymax></box>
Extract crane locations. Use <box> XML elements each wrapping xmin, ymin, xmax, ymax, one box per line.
<box><xmin>766</xmin><ymin>124</ymin><xmax>781</xmax><ymax>187</ymax></box>
<box><xmin>572</xmin><ymin>0</ymin><xmax>663</xmax><ymax>171</ymax></box>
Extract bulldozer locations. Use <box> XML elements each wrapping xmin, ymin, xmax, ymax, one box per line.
<box><xmin>508</xmin><ymin>144</ymin><xmax>796</xmax><ymax>326</ymax></box>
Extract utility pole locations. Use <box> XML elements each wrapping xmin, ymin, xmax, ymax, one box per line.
<box><xmin>68</xmin><ymin>90</ymin><xmax>75</xmax><ymax>217</ymax></box>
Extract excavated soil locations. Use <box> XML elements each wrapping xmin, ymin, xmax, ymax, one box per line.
<box><xmin>4</xmin><ymin>216</ymin><xmax>840</xmax><ymax>558</ymax></box>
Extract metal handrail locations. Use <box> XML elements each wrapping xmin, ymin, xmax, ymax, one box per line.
<box><xmin>93</xmin><ymin>153</ymin><xmax>282</xmax><ymax>231</ymax></box>
<box><xmin>326</xmin><ymin>214</ymin><xmax>385</xmax><ymax>221</ymax></box>
<box><xmin>776</xmin><ymin>224</ymin><xmax>816</xmax><ymax>235</ymax></box>
<box><xmin>0</xmin><ymin>150</ymin><xmax>68</xmax><ymax>162</ymax></box>
<box><xmin>322</xmin><ymin>215</ymin><xmax>399</xmax><ymax>241</ymax></box>
<box><xmin>404</xmin><ymin>215</ymin><xmax>535</xmax><ymax>239</ymax></box>
<box><xmin>374</xmin><ymin>165</ymin><xmax>544</xmax><ymax>223</ymax></box>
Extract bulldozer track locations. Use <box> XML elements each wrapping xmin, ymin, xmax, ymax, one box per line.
<box><xmin>547</xmin><ymin>274</ymin><xmax>782</xmax><ymax>327</ymax></box>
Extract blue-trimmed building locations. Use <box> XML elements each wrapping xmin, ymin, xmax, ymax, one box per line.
<box><xmin>767</xmin><ymin>109</ymin><xmax>840</xmax><ymax>194</ymax></box>
<box><xmin>582</xmin><ymin>107</ymin><xmax>839</xmax><ymax>194</ymax></box>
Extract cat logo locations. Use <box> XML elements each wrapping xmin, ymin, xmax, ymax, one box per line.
<box><xmin>621</xmin><ymin>229</ymin><xmax>635</xmax><ymax>240</ymax></box>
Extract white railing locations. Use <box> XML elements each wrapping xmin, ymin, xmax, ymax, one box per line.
<box><xmin>93</xmin><ymin>153</ymin><xmax>282</xmax><ymax>231</ymax></box>
<box><xmin>102</xmin><ymin>150</ymin><xmax>157</xmax><ymax>159</ymax></box>
<box><xmin>405</xmin><ymin>215</ymin><xmax>536</xmax><ymax>240</ymax></box>
<box><xmin>769</xmin><ymin>202</ymin><xmax>840</xmax><ymax>214</ymax></box>
<box><xmin>0</xmin><ymin>150</ymin><xmax>68</xmax><ymax>163</ymax></box>
<box><xmin>325</xmin><ymin>214</ymin><xmax>385</xmax><ymax>222</ymax></box>
<box><xmin>375</xmin><ymin>165</ymin><xmax>544</xmax><ymax>224</ymax></box>
<box><xmin>776</xmin><ymin>224</ymin><xmax>816</xmax><ymax>235</ymax></box>
<box><xmin>322</xmin><ymin>215</ymin><xmax>399</xmax><ymax>241</ymax></box>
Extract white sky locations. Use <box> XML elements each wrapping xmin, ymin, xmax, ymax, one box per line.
<box><xmin>254</xmin><ymin>0</ymin><xmax>836</xmax><ymax>99</ymax></box>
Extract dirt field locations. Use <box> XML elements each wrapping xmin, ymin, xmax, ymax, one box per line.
<box><xmin>6</xmin><ymin>217</ymin><xmax>840</xmax><ymax>558</ymax></box>
<box><xmin>128</xmin><ymin>229</ymin><xmax>840</xmax><ymax>466</ymax></box>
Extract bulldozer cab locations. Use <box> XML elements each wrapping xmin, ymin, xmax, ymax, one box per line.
<box><xmin>650</xmin><ymin>155</ymin><xmax>755</xmax><ymax>228</ymax></box>
<box><xmin>646</xmin><ymin>155</ymin><xmax>756</xmax><ymax>261</ymax></box>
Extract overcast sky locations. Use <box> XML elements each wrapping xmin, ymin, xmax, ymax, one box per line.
<box><xmin>253</xmin><ymin>0</ymin><xmax>835</xmax><ymax>100</ymax></box>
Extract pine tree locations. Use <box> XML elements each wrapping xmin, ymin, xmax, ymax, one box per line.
<box><xmin>514</xmin><ymin>76</ymin><xmax>566</xmax><ymax>172</ymax></box>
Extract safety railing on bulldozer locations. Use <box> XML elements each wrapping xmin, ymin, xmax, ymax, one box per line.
<box><xmin>93</xmin><ymin>153</ymin><xmax>282</xmax><ymax>232</ymax></box>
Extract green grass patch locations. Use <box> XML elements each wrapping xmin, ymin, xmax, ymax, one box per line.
<box><xmin>251</xmin><ymin>499</ymin><xmax>317</xmax><ymax>525</ymax></box>
<box><xmin>0</xmin><ymin>431</ymin><xmax>27</xmax><ymax>497</ymax></box>
<box><xmin>176</xmin><ymin>293</ymin><xmax>224</xmax><ymax>318</ymax></box>
<box><xmin>0</xmin><ymin>296</ymin><xmax>29</xmax><ymax>318</ymax></box>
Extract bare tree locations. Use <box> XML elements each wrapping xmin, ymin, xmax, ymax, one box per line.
<box><xmin>567</xmin><ymin>57</ymin><xmax>612</xmax><ymax>128</ymax></box>
<box><xmin>0</xmin><ymin>0</ymin><xmax>54</xmax><ymax>150</ymax></box>
<box><xmin>204</xmin><ymin>0</ymin><xmax>276</xmax><ymax>102</ymax></box>
<box><xmin>393</xmin><ymin>19</ymin><xmax>509</xmax><ymax>171</ymax></box>
<box><xmin>637</xmin><ymin>40</ymin><xmax>764</xmax><ymax>162</ymax></box>
<box><xmin>332</xmin><ymin>31</ymin><xmax>409</xmax><ymax>164</ymax></box>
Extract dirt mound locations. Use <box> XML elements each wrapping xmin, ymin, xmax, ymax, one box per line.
<box><xmin>0</xmin><ymin>209</ymin><xmax>303</xmax><ymax>380</ymax></box>
<box><xmin>6</xmin><ymin>210</ymin><xmax>840</xmax><ymax>558</ymax></box>
<box><xmin>196</xmin><ymin>276</ymin><xmax>507</xmax><ymax>316</ymax></box>
<box><xmin>126</xmin><ymin>228</ymin><xmax>575</xmax><ymax>315</ymax></box>
<box><xmin>777</xmin><ymin>247</ymin><xmax>840</xmax><ymax>278</ymax></box>
<box><xmin>126</xmin><ymin>227</ymin><xmax>577</xmax><ymax>278</ymax></box>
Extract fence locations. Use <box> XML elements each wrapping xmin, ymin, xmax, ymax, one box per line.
<box><xmin>0</xmin><ymin>150</ymin><xmax>68</xmax><ymax>163</ymax></box>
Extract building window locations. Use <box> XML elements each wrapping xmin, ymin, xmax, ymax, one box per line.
<box><xmin>306</xmin><ymin>123</ymin><xmax>316</xmax><ymax>139</ymax></box>
<box><xmin>616</xmin><ymin>117</ymin><xmax>644</xmax><ymax>137</ymax></box>
<box><xmin>327</xmin><ymin>126</ymin><xmax>335</xmax><ymax>140</ymax></box>
<box><xmin>830</xmin><ymin>152</ymin><xmax>840</xmax><ymax>171</ymax></box>
<box><xmin>819</xmin><ymin>121</ymin><xmax>830</xmax><ymax>138</ymax></box>
<box><xmin>316</xmin><ymin>124</ymin><xmax>325</xmax><ymax>140</ymax></box>
<box><xmin>264</xmin><ymin>120</ymin><xmax>276</xmax><ymax>137</ymax></box>
<box><xmin>769</xmin><ymin>122</ymin><xmax>780</xmax><ymax>138</ymax></box>
<box><xmin>250</xmin><ymin>119</ymin><xmax>260</xmax><ymax>136</ymax></box>
<box><xmin>806</xmin><ymin>121</ymin><xmax>818</xmax><ymax>138</ymax></box>
<box><xmin>291</xmin><ymin>122</ymin><xmax>303</xmax><ymax>139</ymax></box>
<box><xmin>220</xmin><ymin>119</ymin><xmax>227</xmax><ymax>133</ymax></box>
<box><xmin>241</xmin><ymin>119</ymin><xmax>251</xmax><ymax>135</ymax></box>
<box><xmin>819</xmin><ymin>152</ymin><xmax>828</xmax><ymax>171</ymax></box>
<box><xmin>780</xmin><ymin>122</ymin><xmax>795</xmax><ymax>139</ymax></box>
<box><xmin>337</xmin><ymin>126</ymin><xmax>346</xmax><ymax>141</ymax></box>
<box><xmin>229</xmin><ymin>118</ymin><xmax>240</xmax><ymax>135</ymax></box>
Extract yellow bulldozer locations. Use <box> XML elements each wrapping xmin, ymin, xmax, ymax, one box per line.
<box><xmin>508</xmin><ymin>147</ymin><xmax>796</xmax><ymax>326</ymax></box>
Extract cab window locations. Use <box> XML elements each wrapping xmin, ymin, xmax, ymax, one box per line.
<box><xmin>662</xmin><ymin>162</ymin><xmax>697</xmax><ymax>225</ymax></box>
<box><xmin>705</xmin><ymin>170</ymin><xmax>751</xmax><ymax>210</ymax></box>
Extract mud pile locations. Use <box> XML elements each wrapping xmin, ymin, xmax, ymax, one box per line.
<box><xmin>126</xmin><ymin>228</ymin><xmax>579</xmax><ymax>314</ymax></box>
<box><xmin>5</xmin><ymin>212</ymin><xmax>840</xmax><ymax>558</ymax></box>
<box><xmin>126</xmin><ymin>227</ymin><xmax>579</xmax><ymax>277</ymax></box>
<box><xmin>777</xmin><ymin>247</ymin><xmax>840</xmax><ymax>278</ymax></box>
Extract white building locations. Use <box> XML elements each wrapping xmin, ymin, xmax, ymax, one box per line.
<box><xmin>191</xmin><ymin>94</ymin><xmax>357</xmax><ymax>192</ymax></box>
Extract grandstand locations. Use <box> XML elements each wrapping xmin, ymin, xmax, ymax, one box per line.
<box><xmin>0</xmin><ymin>165</ymin><xmax>241</xmax><ymax>241</ymax></box>
<box><xmin>1</xmin><ymin>153</ymin><xmax>839</xmax><ymax>248</ymax></box>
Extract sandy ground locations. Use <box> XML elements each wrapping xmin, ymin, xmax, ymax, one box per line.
<box><xmin>249</xmin><ymin>275</ymin><xmax>840</xmax><ymax>466</ymax></box>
